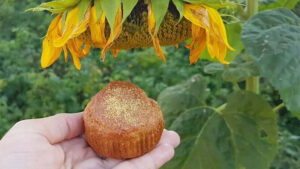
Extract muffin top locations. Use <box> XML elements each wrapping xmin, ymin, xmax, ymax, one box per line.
<box><xmin>84</xmin><ymin>81</ymin><xmax>163</xmax><ymax>133</ymax></box>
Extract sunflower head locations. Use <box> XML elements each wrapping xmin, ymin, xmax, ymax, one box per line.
<box><xmin>29</xmin><ymin>0</ymin><xmax>234</xmax><ymax>70</ymax></box>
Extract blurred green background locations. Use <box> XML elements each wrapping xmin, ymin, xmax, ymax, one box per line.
<box><xmin>0</xmin><ymin>0</ymin><xmax>299</xmax><ymax>169</ymax></box>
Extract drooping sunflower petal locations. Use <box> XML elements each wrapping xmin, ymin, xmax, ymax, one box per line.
<box><xmin>101</xmin><ymin>7</ymin><xmax>122</xmax><ymax>61</ymax></box>
<box><xmin>67</xmin><ymin>40</ymin><xmax>82</xmax><ymax>70</ymax></box>
<box><xmin>183</xmin><ymin>4</ymin><xmax>233</xmax><ymax>64</ymax></box>
<box><xmin>68</xmin><ymin>38</ymin><xmax>90</xmax><ymax>58</ymax></box>
<box><xmin>41</xmin><ymin>14</ymin><xmax>63</xmax><ymax>68</ymax></box>
<box><xmin>206</xmin><ymin>7</ymin><xmax>234</xmax><ymax>51</ymax></box>
<box><xmin>90</xmin><ymin>6</ymin><xmax>106</xmax><ymax>48</ymax></box>
<box><xmin>148</xmin><ymin>4</ymin><xmax>166</xmax><ymax>62</ymax></box>
<box><xmin>189</xmin><ymin>28</ymin><xmax>206</xmax><ymax>64</ymax></box>
<box><xmin>83</xmin><ymin>44</ymin><xmax>91</xmax><ymax>56</ymax></box>
<box><xmin>111</xmin><ymin>49</ymin><xmax>120</xmax><ymax>58</ymax></box>
<box><xmin>41</xmin><ymin>39</ymin><xmax>63</xmax><ymax>68</ymax></box>
<box><xmin>183</xmin><ymin>4</ymin><xmax>209</xmax><ymax>29</ymax></box>
<box><xmin>63</xmin><ymin>46</ymin><xmax>68</xmax><ymax>62</ymax></box>
<box><xmin>54</xmin><ymin>6</ymin><xmax>90</xmax><ymax>47</ymax></box>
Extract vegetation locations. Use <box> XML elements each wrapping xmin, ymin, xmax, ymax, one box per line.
<box><xmin>0</xmin><ymin>0</ymin><xmax>300</xmax><ymax>169</ymax></box>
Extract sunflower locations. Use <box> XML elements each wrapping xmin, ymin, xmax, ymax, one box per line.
<box><xmin>30</xmin><ymin>0</ymin><xmax>234</xmax><ymax>70</ymax></box>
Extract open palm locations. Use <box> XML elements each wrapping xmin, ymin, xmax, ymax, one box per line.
<box><xmin>0</xmin><ymin>113</ymin><xmax>180</xmax><ymax>169</ymax></box>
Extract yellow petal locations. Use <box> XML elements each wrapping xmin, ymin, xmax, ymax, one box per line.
<box><xmin>111</xmin><ymin>49</ymin><xmax>120</xmax><ymax>58</ymax></box>
<box><xmin>184</xmin><ymin>4</ymin><xmax>234</xmax><ymax>64</ymax></box>
<box><xmin>54</xmin><ymin>7</ymin><xmax>90</xmax><ymax>47</ymax></box>
<box><xmin>41</xmin><ymin>38</ymin><xmax>62</xmax><ymax>68</ymax></box>
<box><xmin>206</xmin><ymin>7</ymin><xmax>234</xmax><ymax>51</ymax></box>
<box><xmin>186</xmin><ymin>24</ymin><xmax>202</xmax><ymax>49</ymax></box>
<box><xmin>148</xmin><ymin>4</ymin><xmax>166</xmax><ymax>62</ymax></box>
<box><xmin>63</xmin><ymin>46</ymin><xmax>68</xmax><ymax>63</ymax></box>
<box><xmin>101</xmin><ymin>7</ymin><xmax>122</xmax><ymax>61</ymax></box>
<box><xmin>41</xmin><ymin>15</ymin><xmax>63</xmax><ymax>68</ymax></box>
<box><xmin>189</xmin><ymin>29</ymin><xmax>206</xmax><ymax>64</ymax></box>
<box><xmin>67</xmin><ymin>41</ymin><xmax>82</xmax><ymax>70</ymax></box>
<box><xmin>90</xmin><ymin>6</ymin><xmax>106</xmax><ymax>48</ymax></box>
<box><xmin>83</xmin><ymin>44</ymin><xmax>91</xmax><ymax>56</ymax></box>
<box><xmin>68</xmin><ymin>38</ymin><xmax>90</xmax><ymax>58</ymax></box>
<box><xmin>183</xmin><ymin>4</ymin><xmax>209</xmax><ymax>29</ymax></box>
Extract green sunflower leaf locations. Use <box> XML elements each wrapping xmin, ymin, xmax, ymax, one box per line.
<box><xmin>182</xmin><ymin>0</ymin><xmax>232</xmax><ymax>8</ymax></box>
<box><xmin>259</xmin><ymin>0</ymin><xmax>299</xmax><ymax>11</ymax></box>
<box><xmin>221</xmin><ymin>92</ymin><xmax>278</xmax><ymax>169</ymax></box>
<box><xmin>151</xmin><ymin>0</ymin><xmax>170</xmax><ymax>34</ymax></box>
<box><xmin>242</xmin><ymin>8</ymin><xmax>300</xmax><ymax>118</ymax></box>
<box><xmin>94</xmin><ymin>0</ymin><xmax>103</xmax><ymax>22</ymax></box>
<box><xmin>100</xmin><ymin>0</ymin><xmax>121</xmax><ymax>32</ymax></box>
<box><xmin>162</xmin><ymin>108</ymin><xmax>221</xmax><ymax>169</ymax></box>
<box><xmin>172</xmin><ymin>0</ymin><xmax>184</xmax><ymax>22</ymax></box>
<box><xmin>157</xmin><ymin>74</ymin><xmax>207</xmax><ymax>128</ymax></box>
<box><xmin>122</xmin><ymin>0</ymin><xmax>139</xmax><ymax>23</ymax></box>
<box><xmin>77</xmin><ymin>0</ymin><xmax>91</xmax><ymax>21</ymax></box>
<box><xmin>162</xmin><ymin>91</ymin><xmax>278</xmax><ymax>169</ymax></box>
<box><xmin>40</xmin><ymin>0</ymin><xmax>80</xmax><ymax>9</ymax></box>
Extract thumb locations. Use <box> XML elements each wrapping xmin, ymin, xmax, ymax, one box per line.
<box><xmin>5</xmin><ymin>113</ymin><xmax>84</xmax><ymax>144</ymax></box>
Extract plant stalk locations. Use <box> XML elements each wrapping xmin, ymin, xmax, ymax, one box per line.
<box><xmin>246</xmin><ymin>0</ymin><xmax>258</xmax><ymax>18</ymax></box>
<box><xmin>273</xmin><ymin>103</ymin><xmax>285</xmax><ymax>113</ymax></box>
<box><xmin>245</xmin><ymin>0</ymin><xmax>259</xmax><ymax>94</ymax></box>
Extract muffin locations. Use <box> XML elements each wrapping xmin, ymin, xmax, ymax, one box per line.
<box><xmin>83</xmin><ymin>81</ymin><xmax>164</xmax><ymax>159</ymax></box>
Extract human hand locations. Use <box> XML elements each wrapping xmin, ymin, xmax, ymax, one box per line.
<box><xmin>0</xmin><ymin>113</ymin><xmax>180</xmax><ymax>169</ymax></box>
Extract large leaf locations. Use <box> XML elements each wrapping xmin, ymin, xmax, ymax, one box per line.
<box><xmin>260</xmin><ymin>0</ymin><xmax>299</xmax><ymax>10</ymax></box>
<box><xmin>162</xmin><ymin>91</ymin><xmax>278</xmax><ymax>169</ymax></box>
<box><xmin>242</xmin><ymin>8</ymin><xmax>300</xmax><ymax>118</ymax></box>
<box><xmin>151</xmin><ymin>0</ymin><xmax>170</xmax><ymax>34</ymax></box>
<box><xmin>222</xmin><ymin>91</ymin><xmax>278</xmax><ymax>169</ymax></box>
<box><xmin>162</xmin><ymin>108</ymin><xmax>232</xmax><ymax>169</ymax></box>
<box><xmin>157</xmin><ymin>74</ymin><xmax>207</xmax><ymax>128</ymax></box>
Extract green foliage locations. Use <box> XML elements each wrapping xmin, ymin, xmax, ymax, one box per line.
<box><xmin>158</xmin><ymin>75</ymin><xmax>207</xmax><ymax>128</ymax></box>
<box><xmin>222</xmin><ymin>92</ymin><xmax>278</xmax><ymax>169</ymax></box>
<box><xmin>242</xmin><ymin>8</ymin><xmax>300</xmax><ymax>118</ymax></box>
<box><xmin>271</xmin><ymin>131</ymin><xmax>300</xmax><ymax>169</ymax></box>
<box><xmin>161</xmin><ymin>81</ymin><xmax>278</xmax><ymax>169</ymax></box>
<box><xmin>259</xmin><ymin>0</ymin><xmax>299</xmax><ymax>10</ymax></box>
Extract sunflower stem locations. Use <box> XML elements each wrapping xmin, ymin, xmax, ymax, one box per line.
<box><xmin>246</xmin><ymin>0</ymin><xmax>258</xmax><ymax>18</ymax></box>
<box><xmin>245</xmin><ymin>0</ymin><xmax>259</xmax><ymax>94</ymax></box>
<box><xmin>273</xmin><ymin>103</ymin><xmax>285</xmax><ymax>113</ymax></box>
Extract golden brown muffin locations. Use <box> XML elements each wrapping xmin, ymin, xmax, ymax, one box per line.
<box><xmin>83</xmin><ymin>81</ymin><xmax>164</xmax><ymax>159</ymax></box>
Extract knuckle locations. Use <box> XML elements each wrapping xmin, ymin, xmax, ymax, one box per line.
<box><xmin>164</xmin><ymin>144</ymin><xmax>175</xmax><ymax>157</ymax></box>
<box><xmin>13</xmin><ymin>119</ymin><xmax>31</xmax><ymax>128</ymax></box>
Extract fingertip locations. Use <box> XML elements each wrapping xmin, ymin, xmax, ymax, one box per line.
<box><xmin>160</xmin><ymin>143</ymin><xmax>175</xmax><ymax>161</ymax></box>
<box><xmin>160</xmin><ymin>130</ymin><xmax>181</xmax><ymax>148</ymax></box>
<box><xmin>168</xmin><ymin>130</ymin><xmax>180</xmax><ymax>148</ymax></box>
